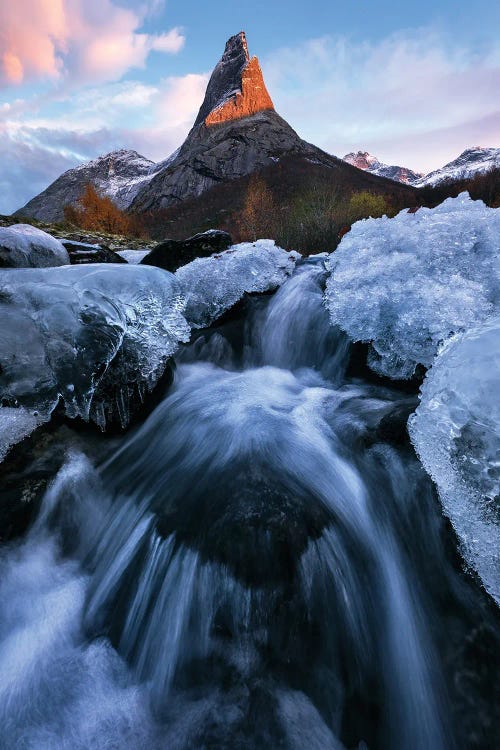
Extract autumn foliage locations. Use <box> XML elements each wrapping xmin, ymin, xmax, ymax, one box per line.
<box><xmin>64</xmin><ymin>183</ymin><xmax>138</xmax><ymax>235</ymax></box>
<box><xmin>232</xmin><ymin>173</ymin><xmax>394</xmax><ymax>253</ymax></box>
<box><xmin>236</xmin><ymin>175</ymin><xmax>277</xmax><ymax>241</ymax></box>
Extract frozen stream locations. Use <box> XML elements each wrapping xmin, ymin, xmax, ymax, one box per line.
<box><xmin>0</xmin><ymin>260</ymin><xmax>497</xmax><ymax>749</ymax></box>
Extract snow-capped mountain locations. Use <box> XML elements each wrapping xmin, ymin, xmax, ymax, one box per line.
<box><xmin>17</xmin><ymin>32</ymin><xmax>417</xmax><ymax>222</ymax></box>
<box><xmin>128</xmin><ymin>31</ymin><xmax>329</xmax><ymax>214</ymax></box>
<box><xmin>412</xmin><ymin>147</ymin><xmax>500</xmax><ymax>187</ymax></box>
<box><xmin>343</xmin><ymin>152</ymin><xmax>423</xmax><ymax>184</ymax></box>
<box><xmin>344</xmin><ymin>147</ymin><xmax>500</xmax><ymax>188</ymax></box>
<box><xmin>17</xmin><ymin>149</ymin><xmax>166</xmax><ymax>223</ymax></box>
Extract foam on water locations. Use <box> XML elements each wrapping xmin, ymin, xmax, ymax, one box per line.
<box><xmin>0</xmin><ymin>262</ymin><xmax>491</xmax><ymax>749</ymax></box>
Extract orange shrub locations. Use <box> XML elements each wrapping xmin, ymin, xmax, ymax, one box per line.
<box><xmin>64</xmin><ymin>183</ymin><xmax>132</xmax><ymax>235</ymax></box>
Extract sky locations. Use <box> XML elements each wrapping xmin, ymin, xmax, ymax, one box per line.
<box><xmin>1</xmin><ymin>0</ymin><xmax>499</xmax><ymax>214</ymax></box>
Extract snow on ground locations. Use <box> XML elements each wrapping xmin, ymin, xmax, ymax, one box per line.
<box><xmin>116</xmin><ymin>249</ymin><xmax>152</xmax><ymax>264</ymax></box>
<box><xmin>325</xmin><ymin>193</ymin><xmax>500</xmax><ymax>379</ymax></box>
<box><xmin>176</xmin><ymin>240</ymin><xmax>300</xmax><ymax>328</ymax></box>
<box><xmin>0</xmin><ymin>224</ymin><xmax>70</xmax><ymax>267</ymax></box>
<box><xmin>409</xmin><ymin>317</ymin><xmax>500</xmax><ymax>605</ymax></box>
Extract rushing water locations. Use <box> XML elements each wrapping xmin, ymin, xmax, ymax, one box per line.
<box><xmin>0</xmin><ymin>259</ymin><xmax>497</xmax><ymax>749</ymax></box>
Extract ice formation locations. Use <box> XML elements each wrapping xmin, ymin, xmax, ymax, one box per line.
<box><xmin>0</xmin><ymin>265</ymin><xmax>190</xmax><ymax>432</ymax></box>
<box><xmin>176</xmin><ymin>240</ymin><xmax>300</xmax><ymax>328</ymax></box>
<box><xmin>0</xmin><ymin>224</ymin><xmax>70</xmax><ymax>268</ymax></box>
<box><xmin>0</xmin><ymin>408</ymin><xmax>44</xmax><ymax>462</ymax></box>
<box><xmin>325</xmin><ymin>194</ymin><xmax>500</xmax><ymax>378</ymax></box>
<box><xmin>409</xmin><ymin>317</ymin><xmax>500</xmax><ymax>604</ymax></box>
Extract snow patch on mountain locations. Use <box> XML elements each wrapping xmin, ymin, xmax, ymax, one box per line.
<box><xmin>413</xmin><ymin>147</ymin><xmax>500</xmax><ymax>187</ymax></box>
<box><xmin>16</xmin><ymin>147</ymin><xmax>181</xmax><ymax>222</ymax></box>
<box><xmin>343</xmin><ymin>151</ymin><xmax>423</xmax><ymax>184</ymax></box>
<box><xmin>70</xmin><ymin>149</ymin><xmax>160</xmax><ymax>209</ymax></box>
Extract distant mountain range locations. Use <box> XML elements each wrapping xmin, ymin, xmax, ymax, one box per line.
<box><xmin>343</xmin><ymin>147</ymin><xmax>500</xmax><ymax>187</ymax></box>
<box><xmin>16</xmin><ymin>32</ymin><xmax>418</xmax><ymax>223</ymax></box>
<box><xmin>16</xmin><ymin>32</ymin><xmax>498</xmax><ymax>226</ymax></box>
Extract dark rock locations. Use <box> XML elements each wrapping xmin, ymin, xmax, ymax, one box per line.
<box><xmin>156</xmin><ymin>463</ymin><xmax>331</xmax><ymax>587</ymax></box>
<box><xmin>62</xmin><ymin>240</ymin><xmax>127</xmax><ymax>265</ymax></box>
<box><xmin>140</xmin><ymin>230</ymin><xmax>232</xmax><ymax>271</ymax></box>
<box><xmin>0</xmin><ymin>418</ymin><xmax>117</xmax><ymax>543</ymax></box>
<box><xmin>374</xmin><ymin>400</ymin><xmax>418</xmax><ymax>446</ymax></box>
<box><xmin>346</xmin><ymin>341</ymin><xmax>424</xmax><ymax>394</ymax></box>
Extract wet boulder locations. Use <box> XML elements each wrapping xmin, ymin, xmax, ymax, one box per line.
<box><xmin>62</xmin><ymin>240</ymin><xmax>127</xmax><ymax>265</ymax></box>
<box><xmin>140</xmin><ymin>230</ymin><xmax>233</xmax><ymax>272</ymax></box>
<box><xmin>157</xmin><ymin>463</ymin><xmax>332</xmax><ymax>587</ymax></box>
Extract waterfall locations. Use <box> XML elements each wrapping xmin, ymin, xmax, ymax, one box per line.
<box><xmin>0</xmin><ymin>262</ymin><xmax>493</xmax><ymax>749</ymax></box>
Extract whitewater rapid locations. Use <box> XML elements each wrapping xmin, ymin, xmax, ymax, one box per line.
<box><xmin>0</xmin><ymin>260</ymin><xmax>495</xmax><ymax>749</ymax></box>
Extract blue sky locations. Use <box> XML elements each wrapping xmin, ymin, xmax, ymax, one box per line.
<box><xmin>0</xmin><ymin>0</ymin><xmax>499</xmax><ymax>213</ymax></box>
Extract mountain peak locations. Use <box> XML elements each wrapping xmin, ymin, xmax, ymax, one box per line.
<box><xmin>194</xmin><ymin>31</ymin><xmax>274</xmax><ymax>127</ymax></box>
<box><xmin>343</xmin><ymin>151</ymin><xmax>381</xmax><ymax>170</ymax></box>
<box><xmin>343</xmin><ymin>151</ymin><xmax>424</xmax><ymax>184</ymax></box>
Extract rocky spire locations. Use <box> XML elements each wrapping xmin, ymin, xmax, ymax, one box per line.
<box><xmin>194</xmin><ymin>31</ymin><xmax>274</xmax><ymax>127</ymax></box>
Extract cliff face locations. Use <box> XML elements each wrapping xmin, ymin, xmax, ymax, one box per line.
<box><xmin>205</xmin><ymin>56</ymin><xmax>274</xmax><ymax>126</ymax></box>
<box><xmin>17</xmin><ymin>31</ymin><xmax>418</xmax><ymax>222</ymax></box>
<box><xmin>194</xmin><ymin>32</ymin><xmax>274</xmax><ymax>127</ymax></box>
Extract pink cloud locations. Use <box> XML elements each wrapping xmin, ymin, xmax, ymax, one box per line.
<box><xmin>0</xmin><ymin>0</ymin><xmax>184</xmax><ymax>86</ymax></box>
<box><xmin>0</xmin><ymin>70</ymin><xmax>210</xmax><ymax>212</ymax></box>
<box><xmin>2</xmin><ymin>53</ymin><xmax>24</xmax><ymax>85</ymax></box>
<box><xmin>156</xmin><ymin>73</ymin><xmax>209</xmax><ymax>128</ymax></box>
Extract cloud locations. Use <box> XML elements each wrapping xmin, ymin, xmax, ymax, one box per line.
<box><xmin>264</xmin><ymin>30</ymin><xmax>500</xmax><ymax>172</ymax></box>
<box><xmin>0</xmin><ymin>72</ymin><xmax>209</xmax><ymax>213</ymax></box>
<box><xmin>0</xmin><ymin>125</ymin><xmax>114</xmax><ymax>214</ymax></box>
<box><xmin>0</xmin><ymin>0</ymin><xmax>184</xmax><ymax>86</ymax></box>
<box><xmin>2</xmin><ymin>25</ymin><xmax>498</xmax><ymax>214</ymax></box>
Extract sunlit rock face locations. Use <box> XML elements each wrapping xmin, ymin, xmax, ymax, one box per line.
<box><xmin>196</xmin><ymin>32</ymin><xmax>274</xmax><ymax>126</ymax></box>
<box><xmin>130</xmin><ymin>32</ymin><xmax>341</xmax><ymax>214</ymax></box>
<box><xmin>18</xmin><ymin>31</ymin><xmax>416</xmax><ymax>221</ymax></box>
<box><xmin>343</xmin><ymin>152</ymin><xmax>380</xmax><ymax>171</ymax></box>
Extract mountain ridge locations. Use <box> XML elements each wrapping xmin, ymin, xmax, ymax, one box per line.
<box><xmin>413</xmin><ymin>146</ymin><xmax>500</xmax><ymax>187</ymax></box>
<box><xmin>343</xmin><ymin>146</ymin><xmax>500</xmax><ymax>187</ymax></box>
<box><xmin>343</xmin><ymin>151</ymin><xmax>423</xmax><ymax>184</ymax></box>
<box><xmin>17</xmin><ymin>32</ymin><xmax>420</xmax><ymax>223</ymax></box>
<box><xmin>16</xmin><ymin>148</ymin><xmax>162</xmax><ymax>224</ymax></box>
